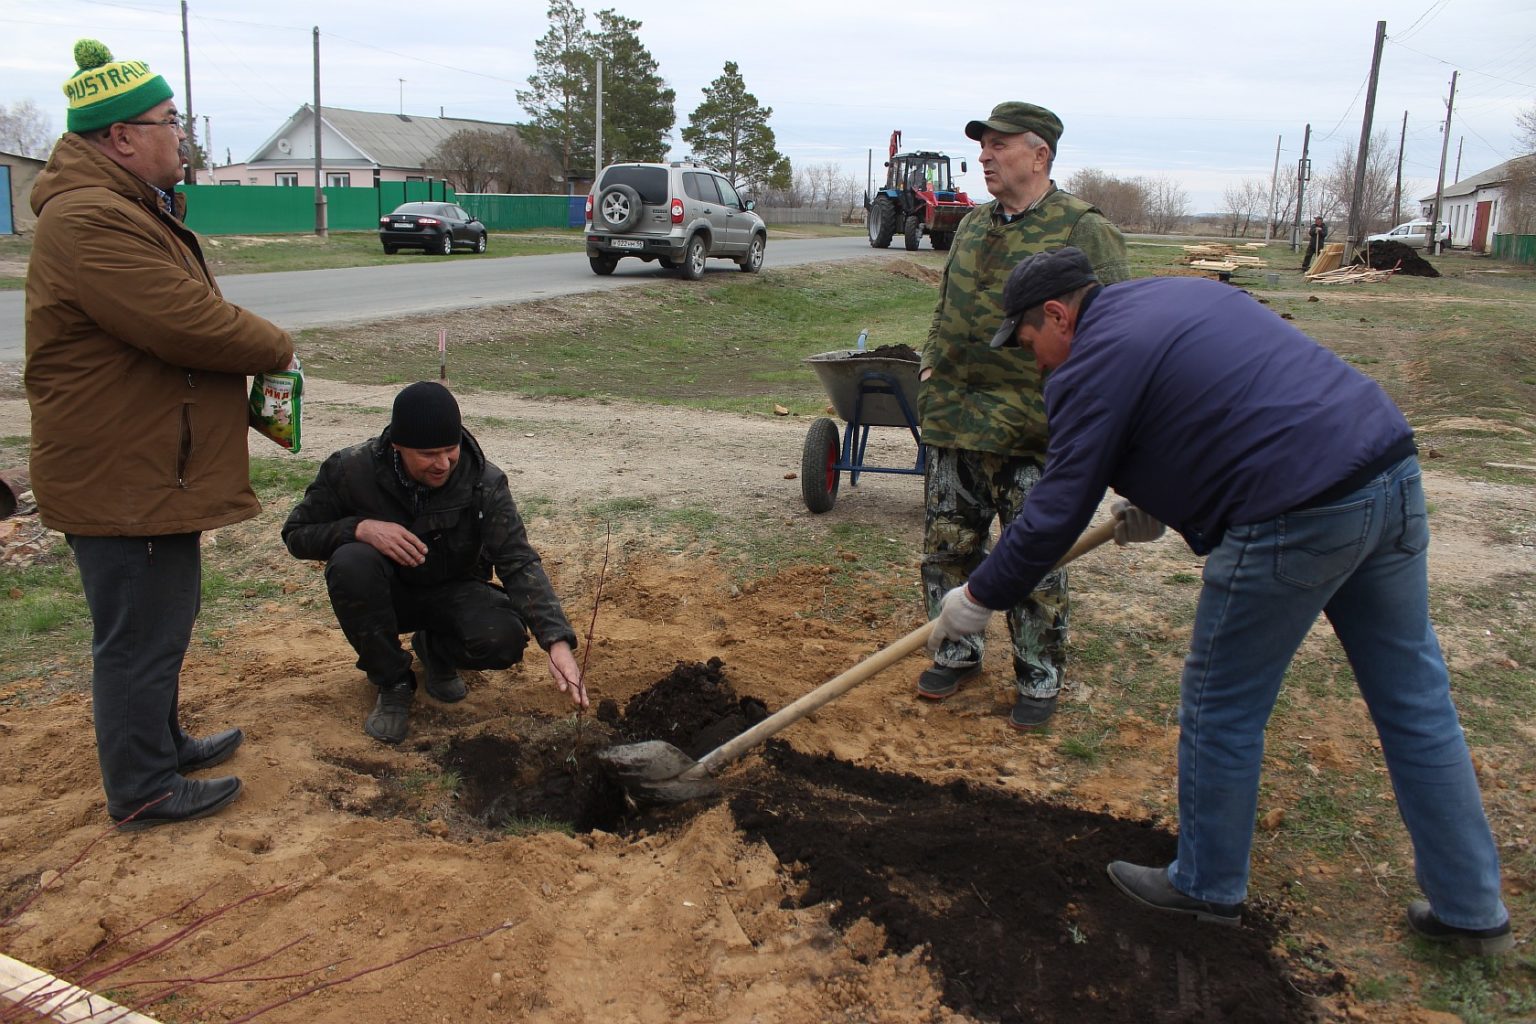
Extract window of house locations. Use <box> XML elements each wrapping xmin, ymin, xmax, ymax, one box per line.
<box><xmin>275</xmin><ymin>173</ymin><xmax>299</xmax><ymax>187</ymax></box>
<box><xmin>406</xmin><ymin>176</ymin><xmax>424</xmax><ymax>183</ymax></box>
<box><xmin>327</xmin><ymin>172</ymin><xmax>350</xmax><ymax>187</ymax></box>
<box><xmin>219</xmin><ymin>180</ymin><xmax>241</xmax><ymax>186</ymax></box>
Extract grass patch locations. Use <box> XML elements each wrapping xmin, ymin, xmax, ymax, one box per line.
<box><xmin>500</xmin><ymin>814</ymin><xmax>576</xmax><ymax>837</ymax></box>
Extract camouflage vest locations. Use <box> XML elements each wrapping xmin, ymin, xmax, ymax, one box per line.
<box><xmin>918</xmin><ymin>186</ymin><xmax>1129</xmax><ymax>457</ymax></box>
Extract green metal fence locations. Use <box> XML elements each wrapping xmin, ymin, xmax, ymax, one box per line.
<box><xmin>175</xmin><ymin>183</ymin><xmax>579</xmax><ymax>236</ymax></box>
<box><xmin>1491</xmin><ymin>233</ymin><xmax>1536</xmax><ymax>265</ymax></box>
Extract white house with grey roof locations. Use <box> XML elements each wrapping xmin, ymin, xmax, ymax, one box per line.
<box><xmin>1419</xmin><ymin>154</ymin><xmax>1536</xmax><ymax>252</ymax></box>
<box><xmin>208</xmin><ymin>104</ymin><xmax>525</xmax><ymax>189</ymax></box>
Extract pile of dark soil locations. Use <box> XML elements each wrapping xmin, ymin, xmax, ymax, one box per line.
<box><xmin>596</xmin><ymin>656</ymin><xmax>767</xmax><ymax>758</ymax></box>
<box><xmin>732</xmin><ymin>743</ymin><xmax>1331</xmax><ymax>1024</ymax></box>
<box><xmin>1356</xmin><ymin>239</ymin><xmax>1440</xmax><ymax>277</ymax></box>
<box><xmin>851</xmin><ymin>343</ymin><xmax>920</xmax><ymax>362</ymax></box>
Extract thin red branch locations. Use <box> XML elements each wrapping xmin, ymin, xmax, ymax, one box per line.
<box><xmin>577</xmin><ymin>520</ymin><xmax>612</xmax><ymax>701</ymax></box>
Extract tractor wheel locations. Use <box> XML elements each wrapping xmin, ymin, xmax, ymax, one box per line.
<box><xmin>800</xmin><ymin>417</ymin><xmax>841</xmax><ymax>513</ymax></box>
<box><xmin>931</xmin><ymin>231</ymin><xmax>953</xmax><ymax>251</ymax></box>
<box><xmin>868</xmin><ymin>199</ymin><xmax>895</xmax><ymax>248</ymax></box>
<box><xmin>904</xmin><ymin>215</ymin><xmax>922</xmax><ymax>251</ymax></box>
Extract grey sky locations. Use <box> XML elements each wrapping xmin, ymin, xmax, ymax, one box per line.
<box><xmin>8</xmin><ymin>0</ymin><xmax>1535</xmax><ymax>213</ymax></box>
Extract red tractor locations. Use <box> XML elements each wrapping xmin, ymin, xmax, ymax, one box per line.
<box><xmin>865</xmin><ymin>130</ymin><xmax>975</xmax><ymax>251</ymax></box>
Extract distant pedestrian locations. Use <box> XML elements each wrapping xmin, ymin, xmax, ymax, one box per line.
<box><xmin>1302</xmin><ymin>215</ymin><xmax>1328</xmax><ymax>271</ymax></box>
<box><xmin>26</xmin><ymin>40</ymin><xmax>295</xmax><ymax>831</ymax></box>
<box><xmin>917</xmin><ymin>100</ymin><xmax>1131</xmax><ymax>730</ymax></box>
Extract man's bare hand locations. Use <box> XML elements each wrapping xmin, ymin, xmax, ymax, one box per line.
<box><xmin>355</xmin><ymin>519</ymin><xmax>428</xmax><ymax>567</ymax></box>
<box><xmin>546</xmin><ymin>640</ymin><xmax>587</xmax><ymax>709</ymax></box>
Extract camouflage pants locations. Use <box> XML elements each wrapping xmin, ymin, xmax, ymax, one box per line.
<box><xmin>921</xmin><ymin>446</ymin><xmax>1068</xmax><ymax>698</ymax></box>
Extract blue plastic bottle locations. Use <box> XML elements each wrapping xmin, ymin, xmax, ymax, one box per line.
<box><xmin>856</xmin><ymin>329</ymin><xmax>869</xmax><ymax>352</ymax></box>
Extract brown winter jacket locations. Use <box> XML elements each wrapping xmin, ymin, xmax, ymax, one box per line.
<box><xmin>25</xmin><ymin>134</ymin><xmax>293</xmax><ymax>536</ymax></box>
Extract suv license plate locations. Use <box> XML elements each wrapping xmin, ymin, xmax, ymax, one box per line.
<box><xmin>610</xmin><ymin>239</ymin><xmax>644</xmax><ymax>250</ymax></box>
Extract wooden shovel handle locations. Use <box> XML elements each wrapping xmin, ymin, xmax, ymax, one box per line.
<box><xmin>695</xmin><ymin>517</ymin><xmax>1120</xmax><ymax>776</ymax></box>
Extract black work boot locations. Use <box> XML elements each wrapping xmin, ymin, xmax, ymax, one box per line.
<box><xmin>411</xmin><ymin>631</ymin><xmax>467</xmax><ymax>703</ymax></box>
<box><xmin>1106</xmin><ymin>861</ymin><xmax>1242</xmax><ymax>926</ymax></box>
<box><xmin>1009</xmin><ymin>693</ymin><xmax>1058</xmax><ymax>730</ymax></box>
<box><xmin>112</xmin><ymin>776</ymin><xmax>243</xmax><ymax>832</ymax></box>
<box><xmin>916</xmin><ymin>663</ymin><xmax>981</xmax><ymax>700</ymax></box>
<box><xmin>1405</xmin><ymin>901</ymin><xmax>1513</xmax><ymax>955</ymax></box>
<box><xmin>365</xmin><ymin>680</ymin><xmax>415</xmax><ymax>744</ymax></box>
<box><xmin>177</xmin><ymin>727</ymin><xmax>244</xmax><ymax>772</ymax></box>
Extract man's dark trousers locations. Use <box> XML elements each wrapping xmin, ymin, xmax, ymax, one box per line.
<box><xmin>69</xmin><ymin>532</ymin><xmax>201</xmax><ymax>818</ymax></box>
<box><xmin>324</xmin><ymin>542</ymin><xmax>529</xmax><ymax>687</ymax></box>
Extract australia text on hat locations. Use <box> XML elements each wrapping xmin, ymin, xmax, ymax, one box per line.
<box><xmin>65</xmin><ymin>61</ymin><xmax>153</xmax><ymax>103</ymax></box>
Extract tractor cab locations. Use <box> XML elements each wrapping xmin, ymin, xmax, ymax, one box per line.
<box><xmin>865</xmin><ymin>130</ymin><xmax>975</xmax><ymax>252</ymax></box>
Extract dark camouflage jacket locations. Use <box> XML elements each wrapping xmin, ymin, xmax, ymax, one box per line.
<box><xmin>919</xmin><ymin>185</ymin><xmax>1130</xmax><ymax>457</ymax></box>
<box><xmin>282</xmin><ymin>427</ymin><xmax>577</xmax><ymax>650</ymax></box>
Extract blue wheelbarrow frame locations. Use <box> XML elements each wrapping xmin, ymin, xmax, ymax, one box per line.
<box><xmin>800</xmin><ymin>350</ymin><xmax>925</xmax><ymax>513</ymax></box>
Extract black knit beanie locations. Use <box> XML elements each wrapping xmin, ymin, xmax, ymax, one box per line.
<box><xmin>390</xmin><ymin>382</ymin><xmax>462</xmax><ymax>448</ymax></box>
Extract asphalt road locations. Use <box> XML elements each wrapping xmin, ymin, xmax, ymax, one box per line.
<box><xmin>1</xmin><ymin>235</ymin><xmax>881</xmax><ymax>362</ymax></box>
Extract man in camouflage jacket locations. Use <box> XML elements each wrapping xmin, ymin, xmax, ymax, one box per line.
<box><xmin>283</xmin><ymin>382</ymin><xmax>585</xmax><ymax>744</ymax></box>
<box><xmin>917</xmin><ymin>101</ymin><xmax>1130</xmax><ymax>729</ymax></box>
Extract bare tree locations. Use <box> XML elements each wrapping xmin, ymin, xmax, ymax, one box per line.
<box><xmin>1220</xmin><ymin>178</ymin><xmax>1268</xmax><ymax>237</ymax></box>
<box><xmin>1500</xmin><ymin>154</ymin><xmax>1536</xmax><ymax>236</ymax></box>
<box><xmin>1064</xmin><ymin>169</ymin><xmax>1149</xmax><ymax>231</ymax></box>
<box><xmin>1268</xmin><ymin>170</ymin><xmax>1299</xmax><ymax>239</ymax></box>
<box><xmin>0</xmin><ymin>99</ymin><xmax>54</xmax><ymax>158</ymax></box>
<box><xmin>426</xmin><ymin>127</ymin><xmax>564</xmax><ymax>193</ymax></box>
<box><xmin>1517</xmin><ymin>99</ymin><xmax>1536</xmax><ymax>153</ymax></box>
<box><xmin>1143</xmin><ymin>176</ymin><xmax>1190</xmax><ymax>234</ymax></box>
<box><xmin>1312</xmin><ymin>131</ymin><xmax>1400</xmax><ymax>237</ymax></box>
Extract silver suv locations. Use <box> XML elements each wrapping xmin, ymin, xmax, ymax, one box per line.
<box><xmin>584</xmin><ymin>161</ymin><xmax>767</xmax><ymax>279</ymax></box>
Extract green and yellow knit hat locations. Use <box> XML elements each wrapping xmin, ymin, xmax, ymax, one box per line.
<box><xmin>63</xmin><ymin>39</ymin><xmax>173</xmax><ymax>133</ymax></box>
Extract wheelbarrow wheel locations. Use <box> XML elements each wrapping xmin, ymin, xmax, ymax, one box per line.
<box><xmin>801</xmin><ymin>417</ymin><xmax>840</xmax><ymax>513</ymax></box>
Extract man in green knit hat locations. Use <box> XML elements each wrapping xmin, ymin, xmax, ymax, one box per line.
<box><xmin>26</xmin><ymin>40</ymin><xmax>294</xmax><ymax>831</ymax></box>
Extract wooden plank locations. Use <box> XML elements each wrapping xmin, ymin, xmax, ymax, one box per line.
<box><xmin>0</xmin><ymin>952</ymin><xmax>166</xmax><ymax>1024</ymax></box>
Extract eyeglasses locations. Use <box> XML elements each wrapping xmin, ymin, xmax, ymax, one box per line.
<box><xmin>121</xmin><ymin>114</ymin><xmax>184</xmax><ymax>130</ymax></box>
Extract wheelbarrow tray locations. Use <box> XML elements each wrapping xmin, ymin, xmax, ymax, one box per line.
<box><xmin>804</xmin><ymin>349</ymin><xmax>921</xmax><ymax>428</ymax></box>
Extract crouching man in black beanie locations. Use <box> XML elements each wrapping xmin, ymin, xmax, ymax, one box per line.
<box><xmin>283</xmin><ymin>382</ymin><xmax>586</xmax><ymax>743</ymax></box>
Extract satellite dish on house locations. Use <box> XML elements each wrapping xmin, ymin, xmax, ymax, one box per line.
<box><xmin>276</xmin><ymin>138</ymin><xmax>292</xmax><ymax>154</ymax></box>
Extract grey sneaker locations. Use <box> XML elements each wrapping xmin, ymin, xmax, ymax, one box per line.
<box><xmin>364</xmin><ymin>680</ymin><xmax>415</xmax><ymax>744</ymax></box>
<box><xmin>916</xmin><ymin>663</ymin><xmax>981</xmax><ymax>700</ymax></box>
<box><xmin>1106</xmin><ymin>861</ymin><xmax>1242</xmax><ymax>926</ymax></box>
<box><xmin>1405</xmin><ymin>901</ymin><xmax>1513</xmax><ymax>955</ymax></box>
<box><xmin>411</xmin><ymin>631</ymin><xmax>467</xmax><ymax>703</ymax></box>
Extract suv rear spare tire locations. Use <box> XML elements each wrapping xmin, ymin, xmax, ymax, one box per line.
<box><xmin>598</xmin><ymin>184</ymin><xmax>644</xmax><ymax>232</ymax></box>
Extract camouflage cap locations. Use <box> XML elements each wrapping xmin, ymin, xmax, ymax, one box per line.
<box><xmin>964</xmin><ymin>102</ymin><xmax>1063</xmax><ymax>152</ymax></box>
<box><xmin>990</xmin><ymin>247</ymin><xmax>1098</xmax><ymax>348</ymax></box>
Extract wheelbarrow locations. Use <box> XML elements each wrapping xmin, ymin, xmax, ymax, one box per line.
<box><xmin>800</xmin><ymin>346</ymin><xmax>923</xmax><ymax>513</ymax></box>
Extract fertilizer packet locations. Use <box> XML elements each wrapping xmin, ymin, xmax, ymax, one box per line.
<box><xmin>248</xmin><ymin>359</ymin><xmax>304</xmax><ymax>453</ymax></box>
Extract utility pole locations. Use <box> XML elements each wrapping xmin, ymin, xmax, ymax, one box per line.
<box><xmin>203</xmin><ymin>114</ymin><xmax>211</xmax><ymax>172</ymax></box>
<box><xmin>180</xmin><ymin>0</ymin><xmax>196</xmax><ymax>185</ymax></box>
<box><xmin>594</xmin><ymin>60</ymin><xmax>603</xmax><ymax>177</ymax></box>
<box><xmin>1454</xmin><ymin>136</ymin><xmax>1464</xmax><ymax>182</ymax></box>
<box><xmin>1265</xmin><ymin>134</ymin><xmax>1282</xmax><ymax>241</ymax></box>
<box><xmin>1292</xmin><ymin>124</ymin><xmax>1311</xmax><ymax>252</ymax></box>
<box><xmin>398</xmin><ymin>79</ymin><xmax>405</xmax><ymax>116</ymax></box>
<box><xmin>1346</xmin><ymin>19</ymin><xmax>1386</xmax><ymax>259</ymax></box>
<box><xmin>1393</xmin><ymin>110</ymin><xmax>1407</xmax><ymax>223</ymax></box>
<box><xmin>1430</xmin><ymin>70</ymin><xmax>1457</xmax><ymax>255</ymax></box>
<box><xmin>313</xmin><ymin>27</ymin><xmax>327</xmax><ymax>238</ymax></box>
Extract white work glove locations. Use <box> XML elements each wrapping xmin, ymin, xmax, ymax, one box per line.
<box><xmin>926</xmin><ymin>586</ymin><xmax>995</xmax><ymax>653</ymax></box>
<box><xmin>1111</xmin><ymin>499</ymin><xmax>1165</xmax><ymax>545</ymax></box>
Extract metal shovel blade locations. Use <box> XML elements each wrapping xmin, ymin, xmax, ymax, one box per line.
<box><xmin>596</xmin><ymin>741</ymin><xmax>721</xmax><ymax>804</ymax></box>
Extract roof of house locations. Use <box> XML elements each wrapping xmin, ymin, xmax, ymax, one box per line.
<box><xmin>1423</xmin><ymin>153</ymin><xmax>1536</xmax><ymax>201</ymax></box>
<box><xmin>249</xmin><ymin>105</ymin><xmax>523</xmax><ymax>169</ymax></box>
<box><xmin>0</xmin><ymin>150</ymin><xmax>48</xmax><ymax>168</ymax></box>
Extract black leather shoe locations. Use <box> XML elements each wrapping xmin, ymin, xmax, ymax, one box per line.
<box><xmin>1405</xmin><ymin>900</ymin><xmax>1513</xmax><ymax>955</ymax></box>
<box><xmin>365</xmin><ymin>681</ymin><xmax>415</xmax><ymax>744</ymax></box>
<box><xmin>178</xmin><ymin>727</ymin><xmax>244</xmax><ymax>773</ymax></box>
<box><xmin>1009</xmin><ymin>693</ymin><xmax>1058</xmax><ymax>730</ymax></box>
<box><xmin>916</xmin><ymin>663</ymin><xmax>981</xmax><ymax>700</ymax></box>
<box><xmin>411</xmin><ymin>631</ymin><xmax>466</xmax><ymax>703</ymax></box>
<box><xmin>112</xmin><ymin>776</ymin><xmax>242</xmax><ymax>832</ymax></box>
<box><xmin>1107</xmin><ymin>861</ymin><xmax>1242</xmax><ymax>926</ymax></box>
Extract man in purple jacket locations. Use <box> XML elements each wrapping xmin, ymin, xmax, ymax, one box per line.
<box><xmin>928</xmin><ymin>248</ymin><xmax>1511</xmax><ymax>954</ymax></box>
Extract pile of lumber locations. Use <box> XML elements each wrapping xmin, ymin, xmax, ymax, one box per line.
<box><xmin>1307</xmin><ymin>265</ymin><xmax>1397</xmax><ymax>285</ymax></box>
<box><xmin>1304</xmin><ymin>242</ymin><xmax>1346</xmax><ymax>277</ymax></box>
<box><xmin>1179</xmin><ymin>243</ymin><xmax>1268</xmax><ymax>270</ymax></box>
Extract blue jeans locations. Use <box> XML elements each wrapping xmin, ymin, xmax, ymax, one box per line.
<box><xmin>1169</xmin><ymin>455</ymin><xmax>1507</xmax><ymax>930</ymax></box>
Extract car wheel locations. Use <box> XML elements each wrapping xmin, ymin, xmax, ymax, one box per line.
<box><xmin>475</xmin><ymin>232</ymin><xmax>488</xmax><ymax>254</ymax></box>
<box><xmin>382</xmin><ymin>244</ymin><xmax>398</xmax><ymax>255</ymax></box>
<box><xmin>800</xmin><ymin>417</ymin><xmax>841</xmax><ymax>513</ymax></box>
<box><xmin>679</xmin><ymin>235</ymin><xmax>707</xmax><ymax>280</ymax></box>
<box><xmin>598</xmin><ymin>184</ymin><xmax>644</xmax><ymax>233</ymax></box>
<box><xmin>589</xmin><ymin>254</ymin><xmax>619</xmax><ymax>276</ymax></box>
<box><xmin>658</xmin><ymin>256</ymin><xmax>678</xmax><ymax>269</ymax></box>
<box><xmin>738</xmin><ymin>235</ymin><xmax>765</xmax><ymax>273</ymax></box>
<box><xmin>439</xmin><ymin>232</ymin><xmax>453</xmax><ymax>256</ymax></box>
<box><xmin>904</xmin><ymin>215</ymin><xmax>922</xmax><ymax>251</ymax></box>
